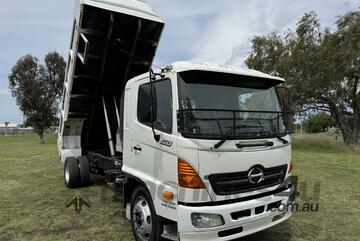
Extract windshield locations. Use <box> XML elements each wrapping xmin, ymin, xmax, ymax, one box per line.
<box><xmin>178</xmin><ymin>71</ymin><xmax>286</xmax><ymax>139</ymax></box>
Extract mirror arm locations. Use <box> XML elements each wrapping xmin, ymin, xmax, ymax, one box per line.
<box><xmin>149</xmin><ymin>69</ymin><xmax>160</xmax><ymax>142</ymax></box>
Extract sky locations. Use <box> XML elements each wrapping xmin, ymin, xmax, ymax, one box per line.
<box><xmin>0</xmin><ymin>0</ymin><xmax>359</xmax><ymax>124</ymax></box>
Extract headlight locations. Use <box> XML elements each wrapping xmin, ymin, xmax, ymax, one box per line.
<box><xmin>191</xmin><ymin>213</ymin><xmax>225</xmax><ymax>228</ymax></box>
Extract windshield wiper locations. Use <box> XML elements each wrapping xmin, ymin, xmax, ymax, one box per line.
<box><xmin>254</xmin><ymin>131</ymin><xmax>289</xmax><ymax>145</ymax></box>
<box><xmin>259</xmin><ymin>130</ymin><xmax>288</xmax><ymax>144</ymax></box>
<box><xmin>213</xmin><ymin>124</ymin><xmax>260</xmax><ymax>149</ymax></box>
<box><xmin>275</xmin><ymin>135</ymin><xmax>288</xmax><ymax>144</ymax></box>
<box><xmin>252</xmin><ymin>129</ymin><xmax>289</xmax><ymax>145</ymax></box>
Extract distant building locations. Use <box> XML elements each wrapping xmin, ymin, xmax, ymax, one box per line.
<box><xmin>0</xmin><ymin>123</ymin><xmax>20</xmax><ymax>128</ymax></box>
<box><xmin>0</xmin><ymin>123</ymin><xmax>34</xmax><ymax>136</ymax></box>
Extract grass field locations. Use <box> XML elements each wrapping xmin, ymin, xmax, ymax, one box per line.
<box><xmin>0</xmin><ymin>134</ymin><xmax>359</xmax><ymax>241</ymax></box>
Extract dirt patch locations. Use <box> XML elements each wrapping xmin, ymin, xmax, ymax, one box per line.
<box><xmin>0</xmin><ymin>233</ymin><xmax>14</xmax><ymax>241</ymax></box>
<box><xmin>22</xmin><ymin>222</ymin><xmax>90</xmax><ymax>239</ymax></box>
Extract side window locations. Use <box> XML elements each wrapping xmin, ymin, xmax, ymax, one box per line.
<box><xmin>137</xmin><ymin>79</ymin><xmax>173</xmax><ymax>133</ymax></box>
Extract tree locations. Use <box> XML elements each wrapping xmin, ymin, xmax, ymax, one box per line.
<box><xmin>304</xmin><ymin>112</ymin><xmax>336</xmax><ymax>133</ymax></box>
<box><xmin>9</xmin><ymin>52</ymin><xmax>66</xmax><ymax>143</ymax></box>
<box><xmin>246</xmin><ymin>10</ymin><xmax>360</xmax><ymax>145</ymax></box>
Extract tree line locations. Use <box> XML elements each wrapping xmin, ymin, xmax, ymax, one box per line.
<box><xmin>246</xmin><ymin>10</ymin><xmax>360</xmax><ymax>145</ymax></box>
<box><xmin>9</xmin><ymin>52</ymin><xmax>65</xmax><ymax>143</ymax></box>
<box><xmin>8</xmin><ymin>9</ymin><xmax>360</xmax><ymax>145</ymax></box>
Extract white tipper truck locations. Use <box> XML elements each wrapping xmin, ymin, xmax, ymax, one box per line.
<box><xmin>58</xmin><ymin>0</ymin><xmax>295</xmax><ymax>240</ymax></box>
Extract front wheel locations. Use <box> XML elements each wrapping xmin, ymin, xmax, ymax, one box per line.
<box><xmin>130</xmin><ymin>186</ymin><xmax>162</xmax><ymax>241</ymax></box>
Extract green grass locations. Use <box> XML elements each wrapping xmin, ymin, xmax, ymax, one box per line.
<box><xmin>0</xmin><ymin>134</ymin><xmax>359</xmax><ymax>241</ymax></box>
<box><xmin>0</xmin><ymin>135</ymin><xmax>133</xmax><ymax>241</ymax></box>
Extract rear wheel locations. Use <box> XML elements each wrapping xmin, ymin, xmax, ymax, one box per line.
<box><xmin>64</xmin><ymin>157</ymin><xmax>81</xmax><ymax>188</ymax></box>
<box><xmin>78</xmin><ymin>156</ymin><xmax>90</xmax><ymax>186</ymax></box>
<box><xmin>130</xmin><ymin>186</ymin><xmax>162</xmax><ymax>241</ymax></box>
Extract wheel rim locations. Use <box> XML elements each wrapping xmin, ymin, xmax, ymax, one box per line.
<box><xmin>64</xmin><ymin>162</ymin><xmax>70</xmax><ymax>184</ymax></box>
<box><xmin>132</xmin><ymin>197</ymin><xmax>152</xmax><ymax>241</ymax></box>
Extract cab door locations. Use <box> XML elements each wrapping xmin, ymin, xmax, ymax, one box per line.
<box><xmin>124</xmin><ymin>76</ymin><xmax>178</xmax><ymax>220</ymax></box>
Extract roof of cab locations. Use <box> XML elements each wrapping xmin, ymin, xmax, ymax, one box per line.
<box><xmin>170</xmin><ymin>61</ymin><xmax>285</xmax><ymax>82</ymax></box>
<box><xmin>128</xmin><ymin>61</ymin><xmax>285</xmax><ymax>85</ymax></box>
<box><xmin>82</xmin><ymin>0</ymin><xmax>164</xmax><ymax>23</ymax></box>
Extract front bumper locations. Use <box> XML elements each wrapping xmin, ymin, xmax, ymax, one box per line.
<box><xmin>177</xmin><ymin>187</ymin><xmax>293</xmax><ymax>241</ymax></box>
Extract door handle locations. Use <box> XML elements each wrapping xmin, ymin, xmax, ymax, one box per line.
<box><xmin>133</xmin><ymin>145</ymin><xmax>142</xmax><ymax>152</ymax></box>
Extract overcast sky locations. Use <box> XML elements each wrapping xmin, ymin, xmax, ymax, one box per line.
<box><xmin>0</xmin><ymin>0</ymin><xmax>359</xmax><ymax>123</ymax></box>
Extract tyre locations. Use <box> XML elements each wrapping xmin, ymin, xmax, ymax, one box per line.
<box><xmin>78</xmin><ymin>156</ymin><xmax>90</xmax><ymax>186</ymax></box>
<box><xmin>64</xmin><ymin>157</ymin><xmax>81</xmax><ymax>188</ymax></box>
<box><xmin>131</xmin><ymin>186</ymin><xmax>162</xmax><ymax>241</ymax></box>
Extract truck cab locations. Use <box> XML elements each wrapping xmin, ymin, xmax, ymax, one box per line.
<box><xmin>121</xmin><ymin>61</ymin><xmax>294</xmax><ymax>241</ymax></box>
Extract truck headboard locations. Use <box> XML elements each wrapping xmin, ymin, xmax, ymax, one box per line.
<box><xmin>58</xmin><ymin>0</ymin><xmax>164</xmax><ymax>160</ymax></box>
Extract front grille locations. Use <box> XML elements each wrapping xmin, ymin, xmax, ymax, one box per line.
<box><xmin>208</xmin><ymin>165</ymin><xmax>287</xmax><ymax>195</ymax></box>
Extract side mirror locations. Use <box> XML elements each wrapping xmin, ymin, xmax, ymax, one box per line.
<box><xmin>276</xmin><ymin>86</ymin><xmax>290</xmax><ymax>111</ymax></box>
<box><xmin>137</xmin><ymin>84</ymin><xmax>157</xmax><ymax>124</ymax></box>
<box><xmin>276</xmin><ymin>86</ymin><xmax>293</xmax><ymax>132</ymax></box>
